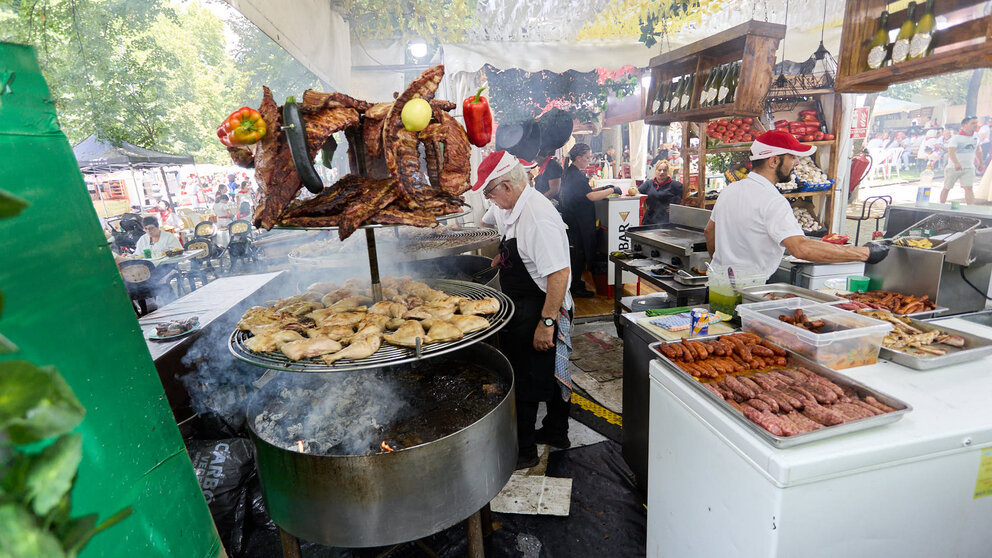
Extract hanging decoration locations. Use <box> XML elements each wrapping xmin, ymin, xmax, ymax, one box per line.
<box><xmin>764</xmin><ymin>0</ymin><xmax>801</xmax><ymax>112</ymax></box>
<box><xmin>797</xmin><ymin>0</ymin><xmax>838</xmax><ymax>90</ymax></box>
<box><xmin>339</xmin><ymin>0</ymin><xmax>475</xmax><ymax>41</ymax></box>
<box><xmin>577</xmin><ymin>0</ymin><xmax>732</xmax><ymax>45</ymax></box>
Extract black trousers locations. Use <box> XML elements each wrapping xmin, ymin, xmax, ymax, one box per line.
<box><xmin>517</xmin><ymin>393</ymin><xmax>571</xmax><ymax>459</ymax></box>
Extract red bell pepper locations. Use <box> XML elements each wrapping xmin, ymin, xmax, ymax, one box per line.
<box><xmin>218</xmin><ymin>106</ymin><xmax>267</xmax><ymax>146</ymax></box>
<box><xmin>462</xmin><ymin>87</ymin><xmax>493</xmax><ymax>148</ymax></box>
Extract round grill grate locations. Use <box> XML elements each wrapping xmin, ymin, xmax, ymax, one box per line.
<box><xmin>229</xmin><ymin>279</ymin><xmax>514</xmax><ymax>373</ymax></box>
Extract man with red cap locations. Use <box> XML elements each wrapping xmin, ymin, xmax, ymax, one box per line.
<box><xmin>475</xmin><ymin>150</ymin><xmax>574</xmax><ymax>470</ymax></box>
<box><xmin>705</xmin><ymin>130</ymin><xmax>888</xmax><ymax>279</ymax></box>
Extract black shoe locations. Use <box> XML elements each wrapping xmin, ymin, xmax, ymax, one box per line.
<box><xmin>515</xmin><ymin>453</ymin><xmax>540</xmax><ymax>470</ymax></box>
<box><xmin>571</xmin><ymin>286</ymin><xmax>596</xmax><ymax>298</ymax></box>
<box><xmin>535</xmin><ymin>428</ymin><xmax>571</xmax><ymax>449</ymax></box>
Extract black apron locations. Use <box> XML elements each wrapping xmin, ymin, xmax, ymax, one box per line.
<box><xmin>496</xmin><ymin>236</ymin><xmax>557</xmax><ymax>402</ymax></box>
<box><xmin>561</xmin><ymin>166</ymin><xmax>596</xmax><ymax>269</ymax></box>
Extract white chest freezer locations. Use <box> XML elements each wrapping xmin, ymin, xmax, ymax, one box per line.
<box><xmin>646</xmin><ymin>317</ymin><xmax>992</xmax><ymax>558</ymax></box>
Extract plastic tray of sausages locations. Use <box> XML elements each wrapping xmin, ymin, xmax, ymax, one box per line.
<box><xmin>648</xmin><ymin>333</ymin><xmax>912</xmax><ymax>448</ymax></box>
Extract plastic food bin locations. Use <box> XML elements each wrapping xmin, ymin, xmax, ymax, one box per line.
<box><xmin>737</xmin><ymin>298</ymin><xmax>892</xmax><ymax>370</ymax></box>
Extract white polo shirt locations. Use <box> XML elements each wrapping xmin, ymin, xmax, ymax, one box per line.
<box><xmin>482</xmin><ymin>186</ymin><xmax>574</xmax><ymax>311</ymax></box>
<box><xmin>710</xmin><ymin>172</ymin><xmax>805</xmax><ymax>279</ymax></box>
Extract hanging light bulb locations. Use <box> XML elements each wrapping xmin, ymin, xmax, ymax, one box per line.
<box><xmin>408</xmin><ymin>40</ymin><xmax>428</xmax><ymax>59</ymax></box>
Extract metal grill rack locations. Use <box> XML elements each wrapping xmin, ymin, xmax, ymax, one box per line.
<box><xmin>288</xmin><ymin>226</ymin><xmax>499</xmax><ymax>269</ymax></box>
<box><xmin>272</xmin><ymin>209</ymin><xmax>471</xmax><ymax>232</ymax></box>
<box><xmin>229</xmin><ymin>279</ymin><xmax>514</xmax><ymax>373</ymax></box>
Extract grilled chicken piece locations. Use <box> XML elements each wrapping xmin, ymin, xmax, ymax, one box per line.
<box><xmin>357</xmin><ymin>313</ymin><xmax>389</xmax><ymax>333</ymax></box>
<box><xmin>280</xmin><ymin>336</ymin><xmax>343</xmax><ymax>361</ymax></box>
<box><xmin>316</xmin><ymin>311</ymin><xmax>367</xmax><ymax>327</ymax></box>
<box><xmin>403</xmin><ymin>305</ymin><xmax>454</xmax><ymax>321</ymax></box>
<box><xmin>320</xmin><ymin>289</ymin><xmax>357</xmax><ymax>307</ymax></box>
<box><xmin>305</xmin><ymin>325</ymin><xmax>355</xmax><ymax>340</ymax></box>
<box><xmin>306</xmin><ymin>282</ymin><xmax>338</xmax><ymax>295</ymax></box>
<box><xmin>328</xmin><ymin>296</ymin><xmax>371</xmax><ymax>313</ymax></box>
<box><xmin>386</xmin><ymin>318</ymin><xmax>406</xmax><ymax>330</ymax></box>
<box><xmin>383</xmin><ymin>320</ymin><xmax>427</xmax><ymax>348</ymax></box>
<box><xmin>275</xmin><ymin>301</ymin><xmax>323</xmax><ymax>317</ymax></box>
<box><xmin>246</xmin><ymin>330</ymin><xmax>305</xmax><ymax>353</ymax></box>
<box><xmin>449</xmin><ymin>314</ymin><xmax>490</xmax><ymax>334</ymax></box>
<box><xmin>425</xmin><ymin>320</ymin><xmax>463</xmax><ymax>343</ymax></box>
<box><xmin>368</xmin><ymin>301</ymin><xmax>408</xmax><ymax>318</ymax></box>
<box><xmin>937</xmin><ymin>334</ymin><xmax>966</xmax><ymax>347</ymax></box>
<box><xmin>238</xmin><ymin>307</ymin><xmax>280</xmax><ymax>331</ymax></box>
<box><xmin>459</xmin><ymin>297</ymin><xmax>500</xmax><ymax>315</ymax></box>
<box><xmin>322</xmin><ymin>329</ymin><xmax>382</xmax><ymax>363</ymax></box>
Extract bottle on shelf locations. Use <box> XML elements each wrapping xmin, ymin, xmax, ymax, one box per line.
<box><xmin>725</xmin><ymin>62</ymin><xmax>739</xmax><ymax>105</ymax></box>
<box><xmin>909</xmin><ymin>0</ymin><xmax>935</xmax><ymax>60</ymax></box>
<box><xmin>716</xmin><ymin>64</ymin><xmax>731</xmax><ymax>105</ymax></box>
<box><xmin>699</xmin><ymin>68</ymin><xmax>716</xmax><ymax>108</ymax></box>
<box><xmin>680</xmin><ymin>73</ymin><xmax>694</xmax><ymax>111</ymax></box>
<box><xmin>866</xmin><ymin>10</ymin><xmax>891</xmax><ymax>70</ymax></box>
<box><xmin>664</xmin><ymin>77</ymin><xmax>680</xmax><ymax>113</ymax></box>
<box><xmin>653</xmin><ymin>81</ymin><xmax>667</xmax><ymax>114</ymax></box>
<box><xmin>891</xmin><ymin>2</ymin><xmax>917</xmax><ymax>64</ymax></box>
<box><xmin>705</xmin><ymin>64</ymin><xmax>725</xmax><ymax>107</ymax></box>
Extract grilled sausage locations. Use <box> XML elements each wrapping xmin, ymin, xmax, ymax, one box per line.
<box><xmin>786</xmin><ymin>411</ymin><xmax>824</xmax><ymax>432</ymax></box>
<box><xmin>761</xmin><ymin>340</ymin><xmax>788</xmax><ymax>356</ymax></box>
<box><xmin>850</xmin><ymin>399</ymin><xmax>884</xmax><ymax>416</ymax></box>
<box><xmin>702</xmin><ymin>382</ymin><xmax>725</xmax><ymax>399</ymax></box>
<box><xmin>750</xmin><ymin>345</ymin><xmax>775</xmax><ymax>357</ymax></box>
<box><xmin>864</xmin><ymin>396</ymin><xmax>896</xmax><ymax>413</ymax></box>
<box><xmin>766</xmin><ymin>389</ymin><xmax>796</xmax><ymax>413</ymax></box>
<box><xmin>754</xmin><ymin>392</ymin><xmax>781</xmax><ymax>413</ymax></box>
<box><xmin>659</xmin><ymin>343</ymin><xmax>679</xmax><ymax>359</ymax></box>
<box><xmin>745</xmin><ymin>398</ymin><xmax>771</xmax><ymax>413</ymax></box>
<box><xmin>738</xmin><ymin>376</ymin><xmax>763</xmax><ymax>395</ymax></box>
<box><xmin>749</xmin><ymin>373</ymin><xmax>779</xmax><ymax>391</ymax></box>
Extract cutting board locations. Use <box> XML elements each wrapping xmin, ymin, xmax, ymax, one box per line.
<box><xmin>637</xmin><ymin>316</ymin><xmax>736</xmax><ymax>341</ymax></box>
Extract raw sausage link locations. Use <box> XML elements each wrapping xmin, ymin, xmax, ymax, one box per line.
<box><xmin>742</xmin><ymin>405</ymin><xmax>786</xmax><ymax>436</ymax></box>
<box><xmin>834</xmin><ymin>402</ymin><xmax>873</xmax><ymax>420</ymax></box>
<box><xmin>864</xmin><ymin>396</ymin><xmax>896</xmax><ymax>413</ymax></box>
<box><xmin>702</xmin><ymin>382</ymin><xmax>725</xmax><ymax>399</ymax></box>
<box><xmin>771</xmin><ymin>388</ymin><xmax>803</xmax><ymax>411</ymax></box>
<box><xmin>801</xmin><ymin>402</ymin><xmax>845</xmax><ymax>426</ymax></box>
<box><xmin>745</xmin><ymin>398</ymin><xmax>771</xmax><ymax>413</ymax></box>
<box><xmin>738</xmin><ymin>376</ymin><xmax>763</xmax><ymax>395</ymax></box>
<box><xmin>754</xmin><ymin>392</ymin><xmax>781</xmax><ymax>413</ymax></box>
<box><xmin>850</xmin><ymin>399</ymin><xmax>883</xmax><ymax>416</ymax></box>
<box><xmin>766</xmin><ymin>389</ymin><xmax>796</xmax><ymax>412</ymax></box>
<box><xmin>723</xmin><ymin>376</ymin><xmax>756</xmax><ymax>399</ymax></box>
<box><xmin>786</xmin><ymin>411</ymin><xmax>824</xmax><ymax>432</ymax></box>
<box><xmin>750</xmin><ymin>373</ymin><xmax>780</xmax><ymax>391</ymax></box>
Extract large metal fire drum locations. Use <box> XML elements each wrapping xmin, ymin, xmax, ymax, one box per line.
<box><xmin>247</xmin><ymin>342</ymin><xmax>517</xmax><ymax>548</ymax></box>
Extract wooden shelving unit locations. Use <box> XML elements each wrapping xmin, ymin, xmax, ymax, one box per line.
<box><xmin>643</xmin><ymin>20</ymin><xmax>786</xmax><ymax>124</ymax></box>
<box><xmin>835</xmin><ymin>0</ymin><xmax>992</xmax><ymax>93</ymax></box>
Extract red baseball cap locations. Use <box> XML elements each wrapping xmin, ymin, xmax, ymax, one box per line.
<box><xmin>519</xmin><ymin>158</ymin><xmax>537</xmax><ymax>169</ymax></box>
<box><xmin>472</xmin><ymin>150</ymin><xmax>520</xmax><ymax>191</ymax></box>
<box><xmin>749</xmin><ymin>130</ymin><xmax>816</xmax><ymax>161</ymax></box>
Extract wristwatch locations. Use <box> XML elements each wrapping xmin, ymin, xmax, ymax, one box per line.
<box><xmin>540</xmin><ymin>317</ymin><xmax>556</xmax><ymax>327</ymax></box>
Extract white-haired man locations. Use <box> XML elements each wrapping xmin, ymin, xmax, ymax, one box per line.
<box><xmin>476</xmin><ymin>150</ymin><xmax>574</xmax><ymax>470</ymax></box>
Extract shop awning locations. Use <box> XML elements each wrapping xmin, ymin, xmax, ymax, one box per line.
<box><xmin>872</xmin><ymin>96</ymin><xmax>924</xmax><ymax>117</ymax></box>
<box><xmin>72</xmin><ymin>134</ymin><xmax>194</xmax><ymax>174</ymax></box>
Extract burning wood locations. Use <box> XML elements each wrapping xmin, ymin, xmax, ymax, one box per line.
<box><xmin>297</xmin><ymin>440</ymin><xmax>305</xmax><ymax>453</ymax></box>
<box><xmin>380</xmin><ymin>441</ymin><xmax>396</xmax><ymax>453</ymax></box>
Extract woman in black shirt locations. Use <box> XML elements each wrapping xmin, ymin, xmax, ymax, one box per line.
<box><xmin>560</xmin><ymin>143</ymin><xmax>620</xmax><ymax>297</ymax></box>
<box><xmin>638</xmin><ymin>160</ymin><xmax>683</xmax><ymax>225</ymax></box>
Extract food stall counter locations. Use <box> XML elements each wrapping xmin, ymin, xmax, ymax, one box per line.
<box><xmin>645</xmin><ymin>315</ymin><xmax>992</xmax><ymax>558</ymax></box>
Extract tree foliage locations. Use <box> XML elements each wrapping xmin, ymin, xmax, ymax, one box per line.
<box><xmin>887</xmin><ymin>69</ymin><xmax>986</xmax><ymax>105</ymax></box>
<box><xmin>0</xmin><ymin>0</ymin><xmax>329</xmax><ymax>164</ymax></box>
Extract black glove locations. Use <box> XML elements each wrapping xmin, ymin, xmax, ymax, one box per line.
<box><xmin>865</xmin><ymin>241</ymin><xmax>890</xmax><ymax>264</ymax></box>
<box><xmin>612</xmin><ymin>186</ymin><xmax>623</xmax><ymax>195</ymax></box>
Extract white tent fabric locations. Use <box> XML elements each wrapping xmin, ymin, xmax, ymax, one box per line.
<box><xmin>224</xmin><ymin>0</ymin><xmax>351</xmax><ymax>92</ymax></box>
<box><xmin>871</xmin><ymin>96</ymin><xmax>924</xmax><ymax>116</ymax></box>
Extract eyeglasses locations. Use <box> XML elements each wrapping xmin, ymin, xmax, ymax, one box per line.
<box><xmin>483</xmin><ymin>181</ymin><xmax>507</xmax><ymax>199</ymax></box>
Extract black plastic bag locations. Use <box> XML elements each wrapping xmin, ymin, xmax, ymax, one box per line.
<box><xmin>188</xmin><ymin>438</ymin><xmax>255</xmax><ymax>556</ymax></box>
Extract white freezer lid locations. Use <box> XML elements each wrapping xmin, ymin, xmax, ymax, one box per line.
<box><xmin>649</xmin><ymin>316</ymin><xmax>992</xmax><ymax>487</ymax></box>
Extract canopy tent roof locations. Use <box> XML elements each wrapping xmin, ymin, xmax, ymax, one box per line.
<box><xmin>871</xmin><ymin>96</ymin><xmax>924</xmax><ymax>117</ymax></box>
<box><xmin>73</xmin><ymin>134</ymin><xmax>194</xmax><ymax>174</ymax></box>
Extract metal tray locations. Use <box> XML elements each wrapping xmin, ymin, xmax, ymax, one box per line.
<box><xmin>891</xmin><ymin>214</ymin><xmax>981</xmax><ymax>250</ymax></box>
<box><xmin>740</xmin><ymin>283</ymin><xmax>845</xmax><ymax>304</ymax></box>
<box><xmin>877</xmin><ymin>317</ymin><xmax>992</xmax><ymax>370</ymax></box>
<box><xmin>648</xmin><ymin>335</ymin><xmax>911</xmax><ymax>448</ymax></box>
<box><xmin>831</xmin><ymin>299</ymin><xmax>948</xmax><ymax>320</ymax></box>
<box><xmin>672</xmin><ymin>268</ymin><xmax>708</xmax><ymax>286</ymax></box>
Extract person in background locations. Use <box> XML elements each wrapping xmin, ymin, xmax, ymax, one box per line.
<box><xmin>235</xmin><ymin>182</ymin><xmax>254</xmax><ymax>220</ymax></box>
<box><xmin>977</xmin><ymin>117</ymin><xmax>991</xmax><ymax>170</ymax></box>
<box><xmin>936</xmin><ymin>128</ymin><xmax>954</xmax><ymax>171</ymax></box>
<box><xmin>908</xmin><ymin>133</ymin><xmax>924</xmax><ymax>171</ymax></box>
<box><xmin>535</xmin><ymin>154</ymin><xmax>564</xmax><ymax>203</ymax></box>
<box><xmin>155</xmin><ymin>200</ymin><xmax>182</xmax><ymax>229</ymax></box>
<box><xmin>705</xmin><ymin>130</ymin><xmax>888</xmax><ymax>281</ymax></box>
<box><xmin>940</xmin><ymin>116</ymin><xmax>983</xmax><ymax>205</ymax></box>
<box><xmin>476</xmin><ymin>151</ymin><xmax>574</xmax><ymax>469</ymax></box>
<box><xmin>639</xmin><ymin>160</ymin><xmax>684</xmax><ymax>226</ymax></box>
<box><xmin>226</xmin><ymin>173</ymin><xmax>238</xmax><ymax>196</ymax></box>
<box><xmin>213</xmin><ymin>193</ymin><xmax>235</xmax><ymax>245</ymax></box>
<box><xmin>135</xmin><ymin>216</ymin><xmax>182</xmax><ymax>256</ymax></box>
<box><xmin>560</xmin><ymin>143</ymin><xmax>621</xmax><ymax>298</ymax></box>
<box><xmin>651</xmin><ymin>144</ymin><xmax>670</xmax><ymax>166</ymax></box>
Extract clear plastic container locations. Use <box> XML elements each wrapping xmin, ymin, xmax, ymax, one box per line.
<box><xmin>737</xmin><ymin>298</ymin><xmax>892</xmax><ymax>370</ymax></box>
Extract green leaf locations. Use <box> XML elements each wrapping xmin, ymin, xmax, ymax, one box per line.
<box><xmin>0</xmin><ymin>333</ymin><xmax>18</xmax><ymax>355</ymax></box>
<box><xmin>60</xmin><ymin>507</ymin><xmax>132</xmax><ymax>558</ymax></box>
<box><xmin>0</xmin><ymin>361</ymin><xmax>51</xmax><ymax>429</ymax></box>
<box><xmin>0</xmin><ymin>503</ymin><xmax>67</xmax><ymax>558</ymax></box>
<box><xmin>0</xmin><ymin>362</ymin><xmax>85</xmax><ymax>445</ymax></box>
<box><xmin>25</xmin><ymin>434</ymin><xmax>83</xmax><ymax>516</ymax></box>
<box><xmin>0</xmin><ymin>189</ymin><xmax>29</xmax><ymax>219</ymax></box>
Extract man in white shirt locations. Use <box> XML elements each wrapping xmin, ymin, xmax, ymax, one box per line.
<box><xmin>134</xmin><ymin>216</ymin><xmax>182</xmax><ymax>257</ymax></box>
<box><xmin>940</xmin><ymin>116</ymin><xmax>984</xmax><ymax>205</ymax></box>
<box><xmin>477</xmin><ymin>150</ymin><xmax>573</xmax><ymax>470</ymax></box>
<box><xmin>705</xmin><ymin>131</ymin><xmax>888</xmax><ymax>281</ymax></box>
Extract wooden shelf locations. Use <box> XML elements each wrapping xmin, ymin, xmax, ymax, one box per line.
<box><xmin>704</xmin><ymin>139</ymin><xmax>838</xmax><ymax>154</ymax></box>
<box><xmin>643</xmin><ymin>20</ymin><xmax>786</xmax><ymax>124</ymax></box>
<box><xmin>783</xmin><ymin>190</ymin><xmax>832</xmax><ymax>199</ymax></box>
<box><xmin>835</xmin><ymin>0</ymin><xmax>992</xmax><ymax>93</ymax></box>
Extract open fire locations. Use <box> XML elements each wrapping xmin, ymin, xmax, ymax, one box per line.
<box><xmin>251</xmin><ymin>358</ymin><xmax>507</xmax><ymax>456</ymax></box>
